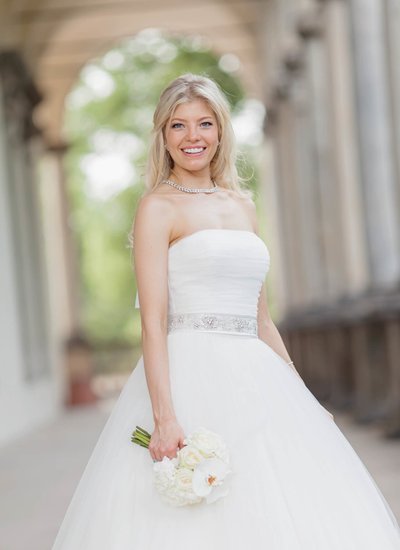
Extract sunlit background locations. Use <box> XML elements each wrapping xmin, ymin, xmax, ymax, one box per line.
<box><xmin>64</xmin><ymin>30</ymin><xmax>264</xmax><ymax>351</ymax></box>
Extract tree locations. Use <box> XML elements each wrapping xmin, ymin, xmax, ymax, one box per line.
<box><xmin>64</xmin><ymin>30</ymin><xmax>261</xmax><ymax>351</ymax></box>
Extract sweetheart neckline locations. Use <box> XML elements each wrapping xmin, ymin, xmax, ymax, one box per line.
<box><xmin>168</xmin><ymin>228</ymin><xmax>264</xmax><ymax>252</ymax></box>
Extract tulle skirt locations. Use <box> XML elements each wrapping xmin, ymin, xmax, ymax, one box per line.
<box><xmin>52</xmin><ymin>331</ymin><xmax>400</xmax><ymax>549</ymax></box>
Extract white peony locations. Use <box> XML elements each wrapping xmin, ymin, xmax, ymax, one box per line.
<box><xmin>151</xmin><ymin>427</ymin><xmax>232</xmax><ymax>507</ymax></box>
<box><xmin>174</xmin><ymin>468</ymin><xmax>202</xmax><ymax>505</ymax></box>
<box><xmin>154</xmin><ymin>464</ymin><xmax>202</xmax><ymax>507</ymax></box>
<box><xmin>184</xmin><ymin>427</ymin><xmax>229</xmax><ymax>462</ymax></box>
<box><xmin>153</xmin><ymin>456</ymin><xmax>177</xmax><ymax>493</ymax></box>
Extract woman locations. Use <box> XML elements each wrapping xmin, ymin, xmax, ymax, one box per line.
<box><xmin>52</xmin><ymin>73</ymin><xmax>400</xmax><ymax>549</ymax></box>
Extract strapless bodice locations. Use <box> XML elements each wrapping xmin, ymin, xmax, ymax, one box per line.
<box><xmin>135</xmin><ymin>229</ymin><xmax>270</xmax><ymax>321</ymax></box>
<box><xmin>167</xmin><ymin>229</ymin><xmax>270</xmax><ymax>317</ymax></box>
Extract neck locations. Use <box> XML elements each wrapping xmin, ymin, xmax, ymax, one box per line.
<box><xmin>169</xmin><ymin>167</ymin><xmax>213</xmax><ymax>189</ymax></box>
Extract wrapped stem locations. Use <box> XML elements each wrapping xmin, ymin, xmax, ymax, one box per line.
<box><xmin>131</xmin><ymin>425</ymin><xmax>152</xmax><ymax>448</ymax></box>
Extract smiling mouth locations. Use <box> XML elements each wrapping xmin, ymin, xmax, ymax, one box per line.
<box><xmin>181</xmin><ymin>147</ymin><xmax>207</xmax><ymax>155</ymax></box>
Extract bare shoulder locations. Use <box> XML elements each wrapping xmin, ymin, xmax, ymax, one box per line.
<box><xmin>227</xmin><ymin>188</ymin><xmax>258</xmax><ymax>229</ymax></box>
<box><xmin>135</xmin><ymin>191</ymin><xmax>175</xmax><ymax>217</ymax></box>
<box><xmin>239</xmin><ymin>193</ymin><xmax>256</xmax><ymax>212</ymax></box>
<box><xmin>226</xmin><ymin>187</ymin><xmax>255</xmax><ymax>206</ymax></box>
<box><xmin>133</xmin><ymin>191</ymin><xmax>176</xmax><ymax>239</ymax></box>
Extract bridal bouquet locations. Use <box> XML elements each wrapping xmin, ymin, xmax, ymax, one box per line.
<box><xmin>131</xmin><ymin>425</ymin><xmax>232</xmax><ymax>506</ymax></box>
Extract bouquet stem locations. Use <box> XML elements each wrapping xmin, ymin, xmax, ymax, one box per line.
<box><xmin>131</xmin><ymin>426</ymin><xmax>152</xmax><ymax>448</ymax></box>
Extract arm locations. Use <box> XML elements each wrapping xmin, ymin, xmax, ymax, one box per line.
<box><xmin>258</xmin><ymin>286</ymin><xmax>334</xmax><ymax>420</ymax></box>
<box><xmin>132</xmin><ymin>194</ymin><xmax>185</xmax><ymax>460</ymax></box>
<box><xmin>257</xmin><ymin>281</ymin><xmax>303</xmax><ymax>381</ymax></box>
<box><xmin>243</xmin><ymin>196</ymin><xmax>303</xmax><ymax>380</ymax></box>
<box><xmin>245</xmin><ymin>198</ymin><xmax>334</xmax><ymax>420</ymax></box>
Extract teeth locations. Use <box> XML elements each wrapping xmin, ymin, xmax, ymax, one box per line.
<box><xmin>183</xmin><ymin>147</ymin><xmax>205</xmax><ymax>154</ymax></box>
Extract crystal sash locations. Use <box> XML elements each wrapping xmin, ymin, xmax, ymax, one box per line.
<box><xmin>167</xmin><ymin>312</ymin><xmax>258</xmax><ymax>337</ymax></box>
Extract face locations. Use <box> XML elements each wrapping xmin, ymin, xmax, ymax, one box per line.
<box><xmin>164</xmin><ymin>99</ymin><xmax>219</xmax><ymax>177</ymax></box>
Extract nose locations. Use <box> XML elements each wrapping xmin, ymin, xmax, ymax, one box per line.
<box><xmin>186</xmin><ymin>124</ymin><xmax>200</xmax><ymax>141</ymax></box>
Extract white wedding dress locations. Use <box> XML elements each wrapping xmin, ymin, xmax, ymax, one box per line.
<box><xmin>52</xmin><ymin>228</ymin><xmax>400</xmax><ymax>549</ymax></box>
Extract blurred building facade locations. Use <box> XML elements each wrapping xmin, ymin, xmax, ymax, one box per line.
<box><xmin>0</xmin><ymin>0</ymin><xmax>399</xmax><ymax>444</ymax></box>
<box><xmin>260</xmin><ymin>0</ymin><xmax>400</xmax><ymax>436</ymax></box>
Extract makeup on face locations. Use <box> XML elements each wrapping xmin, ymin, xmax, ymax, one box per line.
<box><xmin>165</xmin><ymin>100</ymin><xmax>219</xmax><ymax>171</ymax></box>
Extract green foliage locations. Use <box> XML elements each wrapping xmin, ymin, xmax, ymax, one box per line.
<box><xmin>63</xmin><ymin>30</ymin><xmax>260</xmax><ymax>347</ymax></box>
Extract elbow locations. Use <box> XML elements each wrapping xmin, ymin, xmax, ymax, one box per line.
<box><xmin>141</xmin><ymin>316</ymin><xmax>168</xmax><ymax>338</ymax></box>
<box><xmin>257</xmin><ymin>316</ymin><xmax>274</xmax><ymax>332</ymax></box>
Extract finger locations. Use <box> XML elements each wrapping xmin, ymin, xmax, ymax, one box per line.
<box><xmin>150</xmin><ymin>448</ymin><xmax>159</xmax><ymax>462</ymax></box>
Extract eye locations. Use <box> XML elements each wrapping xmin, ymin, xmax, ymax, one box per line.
<box><xmin>171</xmin><ymin>122</ymin><xmax>184</xmax><ymax>129</ymax></box>
<box><xmin>201</xmin><ymin>121</ymin><xmax>213</xmax><ymax>127</ymax></box>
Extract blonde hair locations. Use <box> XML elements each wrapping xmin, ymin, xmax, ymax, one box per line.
<box><xmin>144</xmin><ymin>73</ymin><xmax>251</xmax><ymax>196</ymax></box>
<box><xmin>128</xmin><ymin>74</ymin><xmax>253</xmax><ymax>250</ymax></box>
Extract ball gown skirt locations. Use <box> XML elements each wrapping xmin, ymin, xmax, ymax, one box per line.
<box><xmin>52</xmin><ymin>229</ymin><xmax>400</xmax><ymax>549</ymax></box>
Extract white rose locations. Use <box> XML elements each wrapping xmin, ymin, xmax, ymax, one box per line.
<box><xmin>178</xmin><ymin>445</ymin><xmax>204</xmax><ymax>469</ymax></box>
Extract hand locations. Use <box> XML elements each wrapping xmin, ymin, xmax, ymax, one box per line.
<box><xmin>149</xmin><ymin>418</ymin><xmax>186</xmax><ymax>462</ymax></box>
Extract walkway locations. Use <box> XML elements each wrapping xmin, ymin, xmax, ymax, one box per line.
<box><xmin>0</xmin><ymin>401</ymin><xmax>399</xmax><ymax>550</ymax></box>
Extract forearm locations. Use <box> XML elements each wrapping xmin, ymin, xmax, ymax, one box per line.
<box><xmin>257</xmin><ymin>319</ymin><xmax>303</xmax><ymax>381</ymax></box>
<box><xmin>141</xmin><ymin>327</ymin><xmax>176</xmax><ymax>424</ymax></box>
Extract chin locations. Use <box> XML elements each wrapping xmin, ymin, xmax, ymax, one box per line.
<box><xmin>174</xmin><ymin>161</ymin><xmax>210</xmax><ymax>173</ymax></box>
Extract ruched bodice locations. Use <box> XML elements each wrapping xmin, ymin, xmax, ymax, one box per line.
<box><xmin>135</xmin><ymin>229</ymin><xmax>270</xmax><ymax>318</ymax></box>
<box><xmin>135</xmin><ymin>229</ymin><xmax>270</xmax><ymax>317</ymax></box>
<box><xmin>167</xmin><ymin>229</ymin><xmax>270</xmax><ymax>317</ymax></box>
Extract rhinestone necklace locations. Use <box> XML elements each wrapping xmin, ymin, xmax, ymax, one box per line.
<box><xmin>162</xmin><ymin>178</ymin><xmax>220</xmax><ymax>194</ymax></box>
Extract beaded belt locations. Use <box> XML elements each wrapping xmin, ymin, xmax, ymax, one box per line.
<box><xmin>167</xmin><ymin>312</ymin><xmax>258</xmax><ymax>337</ymax></box>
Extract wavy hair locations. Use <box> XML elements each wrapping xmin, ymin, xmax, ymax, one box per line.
<box><xmin>144</xmin><ymin>73</ymin><xmax>251</xmax><ymax>196</ymax></box>
<box><xmin>128</xmin><ymin>74</ymin><xmax>253</xmax><ymax>250</ymax></box>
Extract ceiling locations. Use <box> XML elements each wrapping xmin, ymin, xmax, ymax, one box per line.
<box><xmin>4</xmin><ymin>0</ymin><xmax>264</xmax><ymax>143</ymax></box>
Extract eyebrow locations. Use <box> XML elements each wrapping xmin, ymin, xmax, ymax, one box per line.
<box><xmin>170</xmin><ymin>116</ymin><xmax>214</xmax><ymax>122</ymax></box>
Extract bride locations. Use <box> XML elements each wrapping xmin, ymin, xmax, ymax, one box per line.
<box><xmin>52</xmin><ymin>73</ymin><xmax>400</xmax><ymax>549</ymax></box>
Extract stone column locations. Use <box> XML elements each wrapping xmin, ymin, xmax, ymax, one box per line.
<box><xmin>39</xmin><ymin>143</ymin><xmax>96</xmax><ymax>405</ymax></box>
<box><xmin>259</xmin><ymin>121</ymin><xmax>289</xmax><ymax>319</ymax></box>
<box><xmin>0</xmin><ymin>50</ymin><xmax>46</xmax><ymax>382</ymax></box>
<box><xmin>299</xmin><ymin>8</ymin><xmax>348</xmax><ymax>302</ymax></box>
<box><xmin>382</xmin><ymin>0</ymin><xmax>400</xmax><ymax>436</ymax></box>
<box><xmin>289</xmin><ymin>57</ymin><xmax>327</xmax><ymax>306</ymax></box>
<box><xmin>349</xmin><ymin>0</ymin><xmax>400</xmax><ymax>289</ymax></box>
<box><xmin>269</xmin><ymin>78</ymin><xmax>306</xmax><ymax>311</ymax></box>
<box><xmin>39</xmin><ymin>143</ymin><xmax>80</xmax><ymax>340</ymax></box>
<box><xmin>0</xmin><ymin>50</ymin><xmax>65</xmax><ymax>443</ymax></box>
<box><xmin>0</xmin><ymin>75</ymin><xmax>29</xmax><ymax>443</ymax></box>
<box><xmin>384</xmin><ymin>0</ymin><xmax>400</xmax><ymax>234</ymax></box>
<box><xmin>321</xmin><ymin>0</ymin><xmax>370</xmax><ymax>295</ymax></box>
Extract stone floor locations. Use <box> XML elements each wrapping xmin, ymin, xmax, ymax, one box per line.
<box><xmin>0</xmin><ymin>401</ymin><xmax>399</xmax><ymax>550</ymax></box>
